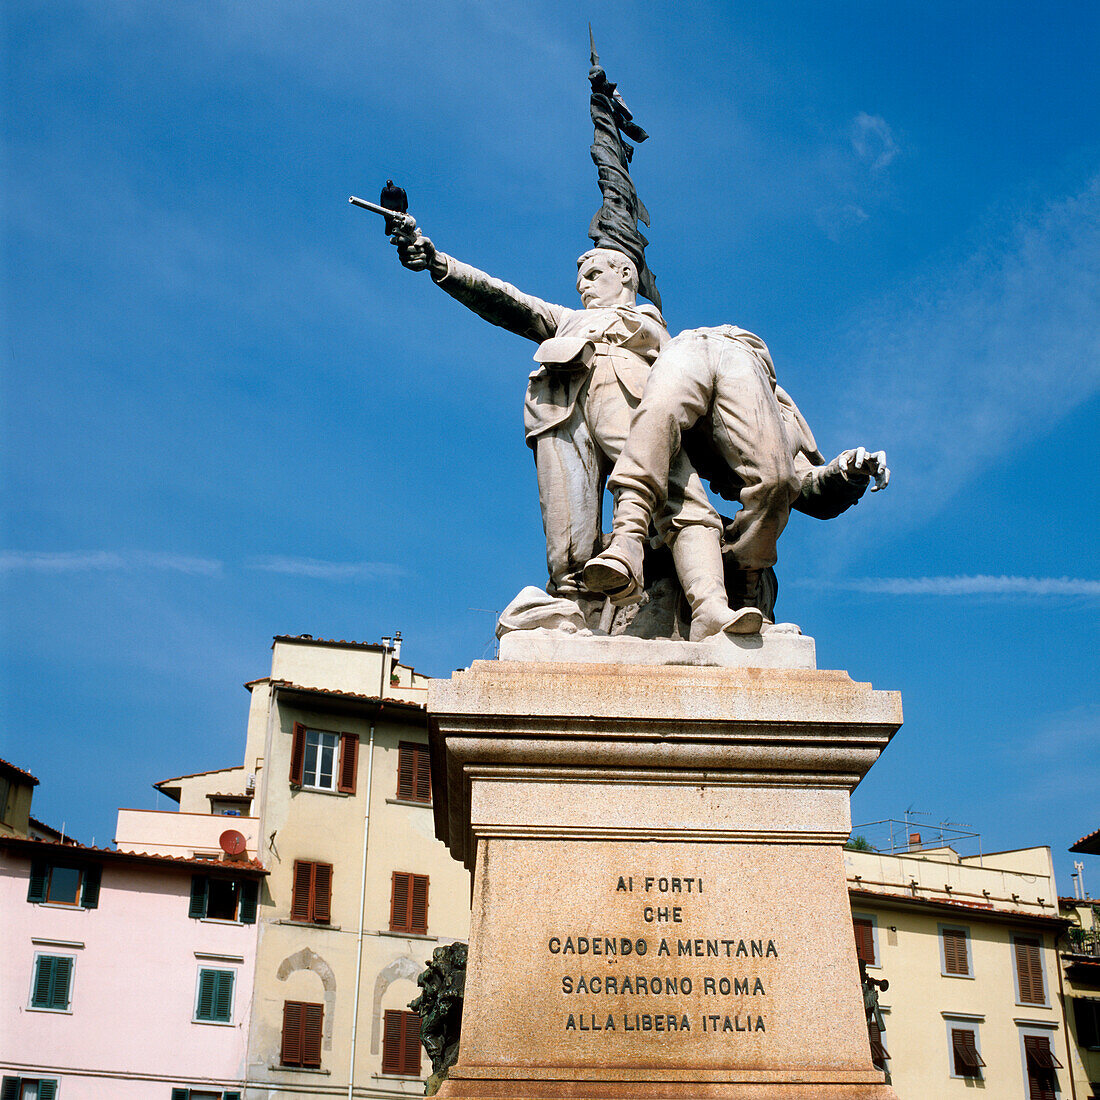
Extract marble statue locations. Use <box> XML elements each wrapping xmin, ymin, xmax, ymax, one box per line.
<box><xmin>369</xmin><ymin>43</ymin><xmax>889</xmax><ymax>640</ymax></box>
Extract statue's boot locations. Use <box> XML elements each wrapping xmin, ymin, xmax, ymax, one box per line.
<box><xmin>673</xmin><ymin>526</ymin><xmax>763</xmax><ymax>639</ymax></box>
<box><xmin>581</xmin><ymin>495</ymin><xmax>650</xmax><ymax>605</ymax></box>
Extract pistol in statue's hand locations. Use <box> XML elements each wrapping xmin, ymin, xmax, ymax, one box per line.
<box><xmin>391</xmin><ymin>221</ymin><xmax>437</xmax><ymax>272</ymax></box>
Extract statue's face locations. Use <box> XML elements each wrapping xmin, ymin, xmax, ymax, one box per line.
<box><xmin>576</xmin><ymin>254</ymin><xmax>634</xmax><ymax>308</ymax></box>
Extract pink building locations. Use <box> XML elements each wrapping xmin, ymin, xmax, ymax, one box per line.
<box><xmin>0</xmin><ymin>834</ymin><xmax>263</xmax><ymax>1099</ymax></box>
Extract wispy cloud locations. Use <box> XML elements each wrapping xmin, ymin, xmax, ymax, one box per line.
<box><xmin>802</xmin><ymin>574</ymin><xmax>1100</xmax><ymax>597</ymax></box>
<box><xmin>850</xmin><ymin>113</ymin><xmax>899</xmax><ymax>171</ymax></box>
<box><xmin>247</xmin><ymin>556</ymin><xmax>406</xmax><ymax>581</ymax></box>
<box><xmin>0</xmin><ymin>550</ymin><xmax>223</xmax><ymax>576</ymax></box>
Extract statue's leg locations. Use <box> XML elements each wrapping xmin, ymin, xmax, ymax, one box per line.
<box><xmin>534</xmin><ymin>411</ymin><xmax>601</xmax><ymax>599</ymax></box>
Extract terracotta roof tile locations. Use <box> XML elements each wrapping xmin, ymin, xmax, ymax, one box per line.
<box><xmin>270</xmin><ymin>680</ymin><xmax>426</xmax><ymax>710</ymax></box>
<box><xmin>273</xmin><ymin>633</ymin><xmax>385</xmax><ymax>651</ymax></box>
<box><xmin>0</xmin><ymin>757</ymin><xmax>39</xmax><ymax>785</ymax></box>
<box><xmin>1070</xmin><ymin>827</ymin><xmax>1100</xmax><ymax>855</ymax></box>
<box><xmin>848</xmin><ymin>885</ymin><xmax>1068</xmax><ymax>926</ymax></box>
<box><xmin>0</xmin><ymin>834</ymin><xmax>267</xmax><ymax>875</ymax></box>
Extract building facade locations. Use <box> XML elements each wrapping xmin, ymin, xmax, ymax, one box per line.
<box><xmin>845</xmin><ymin>842</ymin><xmax>1072</xmax><ymax>1098</ymax></box>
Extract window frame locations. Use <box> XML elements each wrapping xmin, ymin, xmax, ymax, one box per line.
<box><xmin>938</xmin><ymin>923</ymin><xmax>973</xmax><ymax>978</ymax></box>
<box><xmin>1013</xmin><ymin>933</ymin><xmax>1049</xmax><ymax>1007</ymax></box>
<box><xmin>289</xmin><ymin>723</ymin><xmax>358</xmax><ymax>794</ymax></box>
<box><xmin>852</xmin><ymin>912</ymin><xmax>880</xmax><ymax>968</ymax></box>
<box><xmin>1072</xmin><ymin>996</ymin><xmax>1100</xmax><ymax>1051</ymax></box>
<box><xmin>280</xmin><ymin>999</ymin><xmax>324</xmax><ymax>1068</ymax></box>
<box><xmin>396</xmin><ymin>741</ymin><xmax>431</xmax><ymax>804</ymax></box>
<box><xmin>290</xmin><ymin>860</ymin><xmax>333</xmax><ymax>924</ymax></box>
<box><xmin>193</xmin><ymin>965</ymin><xmax>236</xmax><ymax>1025</ymax></box>
<box><xmin>389</xmin><ymin>871</ymin><xmax>429</xmax><ymax>935</ymax></box>
<box><xmin>381</xmin><ymin>1008</ymin><xmax>422</xmax><ymax>1076</ymax></box>
<box><xmin>27</xmin><ymin>861</ymin><xmax>100</xmax><ymax>909</ymax></box>
<box><xmin>1</xmin><ymin>1078</ymin><xmax>60</xmax><ymax>1100</ymax></box>
<box><xmin>28</xmin><ymin>952</ymin><xmax>75</xmax><ymax>1013</ymax></box>
<box><xmin>944</xmin><ymin>1019</ymin><xmax>985</xmax><ymax>1079</ymax></box>
<box><xmin>188</xmin><ymin>874</ymin><xmax>258</xmax><ymax>924</ymax></box>
<box><xmin>1019</xmin><ymin>1027</ymin><xmax>1063</xmax><ymax>1100</ymax></box>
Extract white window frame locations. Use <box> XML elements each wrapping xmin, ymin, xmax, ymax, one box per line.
<box><xmin>938</xmin><ymin>923</ymin><xmax>974</xmax><ymax>979</ymax></box>
<box><xmin>852</xmin><ymin>911</ymin><xmax>881</xmax><ymax>969</ymax></box>
<box><xmin>27</xmin><ymin>951</ymin><xmax>75</xmax><ymax>1014</ymax></box>
<box><xmin>1012</xmin><ymin>933</ymin><xmax>1050</xmax><ymax>1008</ymax></box>
<box><xmin>943</xmin><ymin>1016</ymin><xmax>984</xmax><ymax>1080</ymax></box>
<box><xmin>1017</xmin><ymin>1023</ymin><xmax>1063</xmax><ymax>1099</ymax></box>
<box><xmin>192</xmin><ymin>964</ymin><xmax>237</xmax><ymax>1026</ymax></box>
<box><xmin>302</xmin><ymin>728</ymin><xmax>340</xmax><ymax>791</ymax></box>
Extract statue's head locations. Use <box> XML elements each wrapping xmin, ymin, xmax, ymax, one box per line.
<box><xmin>576</xmin><ymin>248</ymin><xmax>638</xmax><ymax>308</ymax></box>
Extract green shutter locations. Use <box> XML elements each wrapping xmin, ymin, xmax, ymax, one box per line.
<box><xmin>215</xmin><ymin>970</ymin><xmax>234</xmax><ymax>1022</ymax></box>
<box><xmin>171</xmin><ymin>1090</ymin><xmax>189</xmax><ymax>1100</ymax></box>
<box><xmin>1</xmin><ymin>1077</ymin><xmax>20</xmax><ymax>1100</ymax></box>
<box><xmin>27</xmin><ymin>861</ymin><xmax>49</xmax><ymax>903</ymax></box>
<box><xmin>37</xmin><ymin>1082</ymin><xmax>57</xmax><ymax>1100</ymax></box>
<box><xmin>81</xmin><ymin>863</ymin><xmax>102</xmax><ymax>909</ymax></box>
<box><xmin>239</xmin><ymin>879</ymin><xmax>258</xmax><ymax>924</ymax></box>
<box><xmin>197</xmin><ymin>969</ymin><xmax>217</xmax><ymax>1019</ymax></box>
<box><xmin>49</xmin><ymin>955</ymin><xmax>73</xmax><ymax>1009</ymax></box>
<box><xmin>189</xmin><ymin>875</ymin><xmax>208</xmax><ymax>919</ymax></box>
<box><xmin>224</xmin><ymin>1092</ymin><xmax>242</xmax><ymax>1100</ymax></box>
<box><xmin>31</xmin><ymin>955</ymin><xmax>56</xmax><ymax>1007</ymax></box>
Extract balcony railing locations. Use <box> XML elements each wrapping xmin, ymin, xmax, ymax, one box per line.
<box><xmin>1063</xmin><ymin>929</ymin><xmax>1100</xmax><ymax>957</ymax></box>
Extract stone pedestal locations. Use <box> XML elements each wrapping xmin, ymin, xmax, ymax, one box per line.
<box><xmin>427</xmin><ymin>653</ymin><xmax>902</xmax><ymax>1099</ymax></box>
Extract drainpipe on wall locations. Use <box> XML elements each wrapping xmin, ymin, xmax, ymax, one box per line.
<box><xmin>347</xmin><ymin>639</ymin><xmax>391</xmax><ymax>1099</ymax></box>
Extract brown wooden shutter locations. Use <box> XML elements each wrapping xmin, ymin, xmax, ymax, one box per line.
<box><xmin>382</xmin><ymin>1009</ymin><xmax>404</xmax><ymax>1073</ymax></box>
<box><xmin>1025</xmin><ymin>1035</ymin><xmax>1059</xmax><ymax>1100</ymax></box>
<box><xmin>409</xmin><ymin>874</ymin><xmax>429</xmax><ymax>935</ymax></box>
<box><xmin>291</xmin><ymin>860</ymin><xmax>314</xmax><ymax>921</ymax></box>
<box><xmin>951</xmin><ymin>1028</ymin><xmax>984</xmax><ymax>1075</ymax></box>
<box><xmin>289</xmin><ymin>722</ymin><xmax>306</xmax><ymax>786</ymax></box>
<box><xmin>943</xmin><ymin>928</ymin><xmax>969</xmax><ymax>975</ymax></box>
<box><xmin>414</xmin><ymin>745</ymin><xmax>431</xmax><ymax>803</ymax></box>
<box><xmin>391</xmin><ymin>871</ymin><xmax>410</xmax><ymax>932</ymax></box>
<box><xmin>338</xmin><ymin>733</ymin><xmax>359</xmax><ymax>794</ymax></box>
<box><xmin>401</xmin><ymin>1011</ymin><xmax>422</xmax><ymax>1074</ymax></box>
<box><xmin>302</xmin><ymin>1002</ymin><xmax>324</xmax><ymax>1068</ymax></box>
<box><xmin>281</xmin><ymin>1000</ymin><xmax>304</xmax><ymax>1065</ymax></box>
<box><xmin>1015</xmin><ymin>936</ymin><xmax>1044</xmax><ymax>1004</ymax></box>
<box><xmin>867</xmin><ymin>1016</ymin><xmax>888</xmax><ymax>1069</ymax></box>
<box><xmin>853</xmin><ymin>918</ymin><xmax>875</xmax><ymax>964</ymax></box>
<box><xmin>313</xmin><ymin>862</ymin><xmax>332</xmax><ymax>923</ymax></box>
<box><xmin>397</xmin><ymin>742</ymin><xmax>415</xmax><ymax>800</ymax></box>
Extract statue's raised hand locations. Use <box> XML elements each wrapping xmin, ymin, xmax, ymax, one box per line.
<box><xmin>390</xmin><ymin>219</ymin><xmax>437</xmax><ymax>273</ymax></box>
<box><xmin>837</xmin><ymin>447</ymin><xmax>890</xmax><ymax>491</ymax></box>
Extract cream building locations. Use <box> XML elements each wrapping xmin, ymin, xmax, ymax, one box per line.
<box><xmin>156</xmin><ymin>633</ymin><xmax>472</xmax><ymax>1099</ymax></box>
<box><xmin>845</xmin><ymin>841</ymin><xmax>1072</xmax><ymax>1098</ymax></box>
<box><xmin>1059</xmin><ymin>828</ymin><xmax>1100</xmax><ymax>1099</ymax></box>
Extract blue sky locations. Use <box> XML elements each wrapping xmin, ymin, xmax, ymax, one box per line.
<box><xmin>3</xmin><ymin>2</ymin><xmax>1098</xmax><ymax>889</ymax></box>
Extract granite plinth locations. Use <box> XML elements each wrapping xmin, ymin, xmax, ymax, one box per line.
<box><xmin>497</xmin><ymin>628</ymin><xmax>816</xmax><ymax>669</ymax></box>
<box><xmin>427</xmin><ymin>660</ymin><xmax>901</xmax><ymax>1100</ymax></box>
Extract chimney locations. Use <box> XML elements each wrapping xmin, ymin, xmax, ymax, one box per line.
<box><xmin>908</xmin><ymin>832</ymin><xmax>922</xmax><ymax>850</ymax></box>
<box><xmin>393</xmin><ymin>630</ymin><xmax>402</xmax><ymax>663</ymax></box>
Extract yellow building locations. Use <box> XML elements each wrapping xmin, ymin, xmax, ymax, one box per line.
<box><xmin>1059</xmin><ymin>828</ymin><xmax>1100</xmax><ymax>1099</ymax></box>
<box><xmin>0</xmin><ymin>758</ymin><xmax>38</xmax><ymax>838</ymax></box>
<box><xmin>156</xmin><ymin>633</ymin><xmax>472</xmax><ymax>1099</ymax></box>
<box><xmin>845</xmin><ymin>840</ymin><xmax>1072</xmax><ymax>1098</ymax></box>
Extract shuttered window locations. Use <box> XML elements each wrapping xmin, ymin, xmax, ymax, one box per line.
<box><xmin>171</xmin><ymin>1090</ymin><xmax>241</xmax><ymax>1100</ymax></box>
<box><xmin>853</xmin><ymin>917</ymin><xmax>876</xmax><ymax>965</ymax></box>
<box><xmin>195</xmin><ymin>967</ymin><xmax>235</xmax><ymax>1023</ymax></box>
<box><xmin>390</xmin><ymin>872</ymin><xmax>429</xmax><ymax>935</ymax></box>
<box><xmin>188</xmin><ymin>874</ymin><xmax>258</xmax><ymax>924</ymax></box>
<box><xmin>867</xmin><ymin>1016</ymin><xmax>889</xmax><ymax>1070</ymax></box>
<box><xmin>381</xmin><ymin>1009</ymin><xmax>422</xmax><ymax>1075</ymax></box>
<box><xmin>281</xmin><ymin>1000</ymin><xmax>324</xmax><ymax>1067</ymax></box>
<box><xmin>290</xmin><ymin>860</ymin><xmax>333</xmax><ymax>923</ymax></box>
<box><xmin>1014</xmin><ymin>935</ymin><xmax>1046</xmax><ymax>1005</ymax></box>
<box><xmin>30</xmin><ymin>954</ymin><xmax>73</xmax><ymax>1010</ymax></box>
<box><xmin>27</xmin><ymin>861</ymin><xmax>100</xmax><ymax>908</ymax></box>
<box><xmin>942</xmin><ymin>927</ymin><xmax>970</xmax><ymax>976</ymax></box>
<box><xmin>951</xmin><ymin>1028</ymin><xmax>985</xmax><ymax>1077</ymax></box>
<box><xmin>1024</xmin><ymin>1034</ymin><xmax>1062</xmax><ymax>1100</ymax></box>
<box><xmin>291</xmin><ymin>724</ymin><xmax>357</xmax><ymax>793</ymax></box>
<box><xmin>397</xmin><ymin>742</ymin><xmax>431</xmax><ymax>803</ymax></box>
<box><xmin>2</xmin><ymin>1080</ymin><xmax>58</xmax><ymax>1100</ymax></box>
<box><xmin>1073</xmin><ymin>997</ymin><xmax>1100</xmax><ymax>1050</ymax></box>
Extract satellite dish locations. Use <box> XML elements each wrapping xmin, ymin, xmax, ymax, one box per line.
<box><xmin>219</xmin><ymin>829</ymin><xmax>247</xmax><ymax>857</ymax></box>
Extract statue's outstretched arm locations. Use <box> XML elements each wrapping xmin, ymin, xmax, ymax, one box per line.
<box><xmin>794</xmin><ymin>448</ymin><xmax>890</xmax><ymax>520</ymax></box>
<box><xmin>390</xmin><ymin>220</ymin><xmax>563</xmax><ymax>344</ymax></box>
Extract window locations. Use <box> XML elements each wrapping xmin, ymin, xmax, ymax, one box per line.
<box><xmin>853</xmin><ymin>915</ymin><xmax>877</xmax><ymax>966</ymax></box>
<box><xmin>280</xmin><ymin>1000</ymin><xmax>323</xmax><ymax>1068</ymax></box>
<box><xmin>950</xmin><ymin>1027</ymin><xmax>985</xmax><ymax>1078</ymax></box>
<box><xmin>290</xmin><ymin>860</ymin><xmax>332</xmax><ymax>924</ymax></box>
<box><xmin>867</xmin><ymin>1016</ymin><xmax>889</xmax><ymax>1071</ymax></box>
<box><xmin>27</xmin><ymin>861</ymin><xmax>100</xmax><ymax>909</ymax></box>
<box><xmin>390</xmin><ymin>872</ymin><xmax>429</xmax><ymax>935</ymax></box>
<box><xmin>170</xmin><ymin>1091</ymin><xmax>241</xmax><ymax>1100</ymax></box>
<box><xmin>188</xmin><ymin>875</ymin><xmax>258</xmax><ymax>923</ymax></box>
<box><xmin>1</xmin><ymin>1079</ymin><xmax>59</xmax><ymax>1100</ymax></box>
<box><xmin>194</xmin><ymin>968</ymin><xmax>235</xmax><ymax>1023</ymax></box>
<box><xmin>30</xmin><ymin>954</ymin><xmax>73</xmax><ymax>1011</ymax></box>
<box><xmin>382</xmin><ymin>1009</ymin><xmax>422</xmax><ymax>1075</ymax></box>
<box><xmin>1023</xmin><ymin>1034</ymin><xmax>1062</xmax><ymax>1100</ymax></box>
<box><xmin>1073</xmin><ymin>997</ymin><xmax>1100</xmax><ymax>1050</ymax></box>
<box><xmin>940</xmin><ymin>926</ymin><xmax>971</xmax><ymax>977</ymax></box>
<box><xmin>0</xmin><ymin>775</ymin><xmax>10</xmax><ymax>822</ymax></box>
<box><xmin>1014</xmin><ymin>935</ymin><xmax>1047</xmax><ymax>1005</ymax></box>
<box><xmin>397</xmin><ymin>742</ymin><xmax>431</xmax><ymax>803</ymax></box>
<box><xmin>289</xmin><ymin>724</ymin><xmax>358</xmax><ymax>794</ymax></box>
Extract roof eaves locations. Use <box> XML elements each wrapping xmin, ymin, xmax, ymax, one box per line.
<box><xmin>0</xmin><ymin>835</ymin><xmax>267</xmax><ymax>875</ymax></box>
<box><xmin>0</xmin><ymin>758</ymin><xmax>40</xmax><ymax>785</ymax></box>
